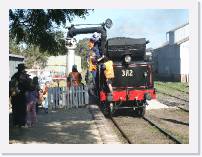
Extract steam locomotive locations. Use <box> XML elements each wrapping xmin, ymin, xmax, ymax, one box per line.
<box><xmin>67</xmin><ymin>19</ymin><xmax>156</xmax><ymax>116</ymax></box>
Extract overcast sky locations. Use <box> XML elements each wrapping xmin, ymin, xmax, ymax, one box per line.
<box><xmin>66</xmin><ymin>9</ymin><xmax>188</xmax><ymax>49</ymax></box>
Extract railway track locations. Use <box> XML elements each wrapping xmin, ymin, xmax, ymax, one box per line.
<box><xmin>142</xmin><ymin>116</ymin><xmax>182</xmax><ymax>144</ymax></box>
<box><xmin>156</xmin><ymin>97</ymin><xmax>189</xmax><ymax>112</ymax></box>
<box><xmin>110</xmin><ymin>115</ymin><xmax>182</xmax><ymax>144</ymax></box>
<box><xmin>110</xmin><ymin>116</ymin><xmax>132</xmax><ymax>144</ymax></box>
<box><xmin>177</xmin><ymin>106</ymin><xmax>189</xmax><ymax>112</ymax></box>
<box><xmin>156</xmin><ymin>90</ymin><xmax>189</xmax><ymax>112</ymax></box>
<box><xmin>157</xmin><ymin>90</ymin><xmax>189</xmax><ymax>103</ymax></box>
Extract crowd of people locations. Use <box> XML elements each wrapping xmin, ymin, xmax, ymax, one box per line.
<box><xmin>67</xmin><ymin>32</ymin><xmax>115</xmax><ymax>96</ymax></box>
<box><xmin>9</xmin><ymin>32</ymin><xmax>115</xmax><ymax>127</ymax></box>
<box><xmin>9</xmin><ymin>64</ymin><xmax>49</xmax><ymax>128</ymax></box>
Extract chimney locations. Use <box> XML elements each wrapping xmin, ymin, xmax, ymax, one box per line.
<box><xmin>167</xmin><ymin>31</ymin><xmax>175</xmax><ymax>45</ymax></box>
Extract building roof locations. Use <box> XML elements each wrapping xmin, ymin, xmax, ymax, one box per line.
<box><xmin>176</xmin><ymin>37</ymin><xmax>189</xmax><ymax>45</ymax></box>
<box><xmin>166</xmin><ymin>23</ymin><xmax>189</xmax><ymax>33</ymax></box>
<box><xmin>9</xmin><ymin>53</ymin><xmax>25</xmax><ymax>59</ymax></box>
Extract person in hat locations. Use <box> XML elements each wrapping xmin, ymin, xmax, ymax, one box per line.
<box><xmin>88</xmin><ymin>32</ymin><xmax>102</xmax><ymax>58</ymax></box>
<box><xmin>11</xmin><ymin>64</ymin><xmax>27</xmax><ymax>80</ymax></box>
<box><xmin>67</xmin><ymin>65</ymin><xmax>82</xmax><ymax>87</ymax></box>
<box><xmin>10</xmin><ymin>63</ymin><xmax>30</xmax><ymax>127</ymax></box>
<box><xmin>86</xmin><ymin>32</ymin><xmax>102</xmax><ymax>83</ymax></box>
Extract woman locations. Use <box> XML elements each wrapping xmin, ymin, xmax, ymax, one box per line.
<box><xmin>25</xmin><ymin>79</ymin><xmax>38</xmax><ymax>127</ymax></box>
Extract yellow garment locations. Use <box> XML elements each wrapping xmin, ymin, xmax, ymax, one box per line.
<box><xmin>104</xmin><ymin>60</ymin><xmax>114</xmax><ymax>79</ymax></box>
<box><xmin>89</xmin><ymin>56</ymin><xmax>96</xmax><ymax>71</ymax></box>
<box><xmin>88</xmin><ymin>50</ymin><xmax>96</xmax><ymax>71</ymax></box>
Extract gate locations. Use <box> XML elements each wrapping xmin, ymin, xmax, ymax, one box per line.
<box><xmin>48</xmin><ymin>85</ymin><xmax>89</xmax><ymax>109</ymax></box>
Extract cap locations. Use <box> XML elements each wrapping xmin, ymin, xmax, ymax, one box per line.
<box><xmin>90</xmin><ymin>32</ymin><xmax>101</xmax><ymax>42</ymax></box>
<box><xmin>16</xmin><ymin>63</ymin><xmax>27</xmax><ymax>71</ymax></box>
<box><xmin>72</xmin><ymin>64</ymin><xmax>77</xmax><ymax>69</ymax></box>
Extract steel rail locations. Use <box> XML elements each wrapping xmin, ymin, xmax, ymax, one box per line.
<box><xmin>177</xmin><ymin>106</ymin><xmax>189</xmax><ymax>112</ymax></box>
<box><xmin>142</xmin><ymin>116</ymin><xmax>182</xmax><ymax>144</ymax></box>
<box><xmin>157</xmin><ymin>90</ymin><xmax>189</xmax><ymax>103</ymax></box>
<box><xmin>157</xmin><ymin>98</ymin><xmax>189</xmax><ymax>112</ymax></box>
<box><xmin>110</xmin><ymin>116</ymin><xmax>132</xmax><ymax>144</ymax></box>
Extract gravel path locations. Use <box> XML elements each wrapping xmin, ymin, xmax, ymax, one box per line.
<box><xmin>9</xmin><ymin>107</ymin><xmax>103</xmax><ymax>144</ymax></box>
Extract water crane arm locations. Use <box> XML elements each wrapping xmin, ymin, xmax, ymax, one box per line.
<box><xmin>67</xmin><ymin>25</ymin><xmax>107</xmax><ymax>55</ymax></box>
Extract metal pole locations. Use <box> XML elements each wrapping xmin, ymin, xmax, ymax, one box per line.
<box><xmin>66</xmin><ymin>38</ymin><xmax>77</xmax><ymax>75</ymax></box>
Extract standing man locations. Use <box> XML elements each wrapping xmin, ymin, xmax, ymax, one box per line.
<box><xmin>10</xmin><ymin>63</ymin><xmax>30</xmax><ymax>127</ymax></box>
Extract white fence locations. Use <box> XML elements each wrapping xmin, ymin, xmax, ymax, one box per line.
<box><xmin>48</xmin><ymin>85</ymin><xmax>89</xmax><ymax>109</ymax></box>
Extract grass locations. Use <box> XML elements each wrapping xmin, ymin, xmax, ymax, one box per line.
<box><xmin>154</xmin><ymin>81</ymin><xmax>189</xmax><ymax>94</ymax></box>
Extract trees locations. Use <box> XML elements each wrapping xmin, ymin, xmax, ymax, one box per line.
<box><xmin>75</xmin><ymin>38</ymin><xmax>89</xmax><ymax>70</ymax></box>
<box><xmin>23</xmin><ymin>46</ymin><xmax>48</xmax><ymax>69</ymax></box>
<box><xmin>9</xmin><ymin>9</ymin><xmax>92</xmax><ymax>55</ymax></box>
<box><xmin>9</xmin><ymin>39</ymin><xmax>48</xmax><ymax>69</ymax></box>
<box><xmin>9</xmin><ymin>39</ymin><xmax>23</xmax><ymax>55</ymax></box>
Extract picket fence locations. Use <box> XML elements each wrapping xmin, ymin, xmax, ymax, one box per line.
<box><xmin>48</xmin><ymin>85</ymin><xmax>89</xmax><ymax>109</ymax></box>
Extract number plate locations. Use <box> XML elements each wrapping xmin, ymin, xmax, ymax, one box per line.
<box><xmin>121</xmin><ymin>69</ymin><xmax>134</xmax><ymax>77</ymax></box>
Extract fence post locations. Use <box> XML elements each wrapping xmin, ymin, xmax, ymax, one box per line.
<box><xmin>84</xmin><ymin>86</ymin><xmax>89</xmax><ymax>105</ymax></box>
<box><xmin>73</xmin><ymin>86</ymin><xmax>76</xmax><ymax>108</ymax></box>
<box><xmin>50</xmin><ymin>88</ymin><xmax>54</xmax><ymax>110</ymax></box>
<box><xmin>80</xmin><ymin>85</ymin><xmax>84</xmax><ymax>106</ymax></box>
<box><xmin>66</xmin><ymin>87</ymin><xmax>69</xmax><ymax>109</ymax></box>
<box><xmin>62</xmin><ymin>87</ymin><xmax>66</xmax><ymax>108</ymax></box>
<box><xmin>78</xmin><ymin>86</ymin><xmax>81</xmax><ymax>107</ymax></box>
<box><xmin>54</xmin><ymin>87</ymin><xmax>56</xmax><ymax>109</ymax></box>
<box><xmin>53</xmin><ymin>87</ymin><xmax>57</xmax><ymax>109</ymax></box>
<box><xmin>48</xmin><ymin>88</ymin><xmax>51</xmax><ymax>109</ymax></box>
<box><xmin>70</xmin><ymin>86</ymin><xmax>73</xmax><ymax>108</ymax></box>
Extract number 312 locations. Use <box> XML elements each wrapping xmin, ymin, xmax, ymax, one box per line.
<box><xmin>122</xmin><ymin>69</ymin><xmax>133</xmax><ymax>77</ymax></box>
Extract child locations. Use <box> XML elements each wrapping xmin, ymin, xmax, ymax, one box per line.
<box><xmin>43</xmin><ymin>82</ymin><xmax>49</xmax><ymax>113</ymax></box>
<box><xmin>36</xmin><ymin>89</ymin><xmax>44</xmax><ymax>112</ymax></box>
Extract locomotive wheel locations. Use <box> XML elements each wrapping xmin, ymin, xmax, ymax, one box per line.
<box><xmin>100</xmin><ymin>102</ymin><xmax>110</xmax><ymax>118</ymax></box>
<box><xmin>135</xmin><ymin>106</ymin><xmax>146</xmax><ymax>117</ymax></box>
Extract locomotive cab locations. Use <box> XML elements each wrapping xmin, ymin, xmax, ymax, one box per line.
<box><xmin>99</xmin><ymin>37</ymin><xmax>156</xmax><ymax>116</ymax></box>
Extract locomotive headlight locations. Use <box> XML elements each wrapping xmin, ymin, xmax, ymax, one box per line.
<box><xmin>124</xmin><ymin>55</ymin><xmax>131</xmax><ymax>63</ymax></box>
<box><xmin>144</xmin><ymin>93</ymin><xmax>152</xmax><ymax>100</ymax></box>
<box><xmin>144</xmin><ymin>72</ymin><xmax>148</xmax><ymax>78</ymax></box>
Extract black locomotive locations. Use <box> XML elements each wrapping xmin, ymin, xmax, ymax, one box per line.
<box><xmin>67</xmin><ymin>19</ymin><xmax>156</xmax><ymax>116</ymax></box>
